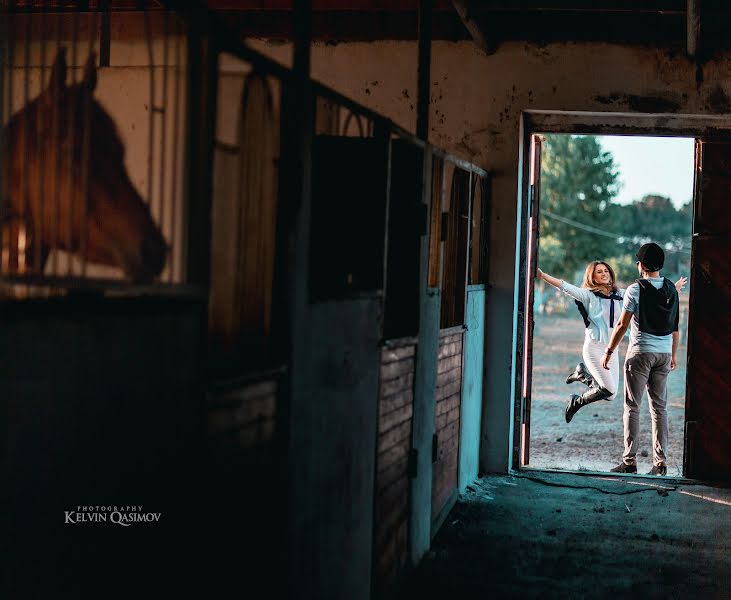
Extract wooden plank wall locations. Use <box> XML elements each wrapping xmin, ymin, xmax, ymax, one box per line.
<box><xmin>374</xmin><ymin>344</ymin><xmax>416</xmax><ymax>591</ymax></box>
<box><xmin>207</xmin><ymin>380</ymin><xmax>278</xmax><ymax>449</ymax></box>
<box><xmin>432</xmin><ymin>330</ymin><xmax>463</xmax><ymax>520</ymax></box>
<box><xmin>204</xmin><ymin>379</ymin><xmax>281</xmax><ymax>595</ymax></box>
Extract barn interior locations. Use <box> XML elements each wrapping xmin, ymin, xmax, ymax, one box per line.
<box><xmin>3</xmin><ymin>1</ymin><xmax>731</xmax><ymax>599</ymax></box>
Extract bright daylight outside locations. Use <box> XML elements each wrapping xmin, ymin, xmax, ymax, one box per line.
<box><xmin>529</xmin><ymin>135</ymin><xmax>693</xmax><ymax>475</ymax></box>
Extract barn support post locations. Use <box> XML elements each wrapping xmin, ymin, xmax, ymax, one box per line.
<box><xmin>278</xmin><ymin>0</ymin><xmax>314</xmax><ymax>598</ymax></box>
<box><xmin>183</xmin><ymin>13</ymin><xmax>217</xmax><ymax>292</ymax></box>
<box><xmin>409</xmin><ymin>0</ymin><xmax>443</xmax><ymax>566</ymax></box>
<box><xmin>687</xmin><ymin>0</ymin><xmax>700</xmax><ymax>60</ymax></box>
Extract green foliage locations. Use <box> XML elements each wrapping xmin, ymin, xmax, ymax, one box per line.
<box><xmin>539</xmin><ymin>135</ymin><xmax>620</xmax><ymax>277</ymax></box>
<box><xmin>538</xmin><ymin>134</ymin><xmax>692</xmax><ymax>289</ymax></box>
<box><xmin>607</xmin><ymin>195</ymin><xmax>692</xmax><ymax>285</ymax></box>
<box><xmin>537</xmin><ymin>233</ymin><xmax>567</xmax><ymax>275</ymax></box>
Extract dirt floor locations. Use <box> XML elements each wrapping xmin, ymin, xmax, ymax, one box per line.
<box><xmin>529</xmin><ymin>312</ymin><xmax>688</xmax><ymax>476</ymax></box>
<box><xmin>385</xmin><ymin>472</ymin><xmax>731</xmax><ymax>600</ymax></box>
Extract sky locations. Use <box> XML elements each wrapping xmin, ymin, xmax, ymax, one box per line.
<box><xmin>596</xmin><ymin>135</ymin><xmax>694</xmax><ymax>210</ymax></box>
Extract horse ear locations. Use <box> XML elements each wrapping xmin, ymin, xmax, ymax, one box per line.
<box><xmin>47</xmin><ymin>48</ymin><xmax>67</xmax><ymax>97</ymax></box>
<box><xmin>83</xmin><ymin>52</ymin><xmax>97</xmax><ymax>92</ymax></box>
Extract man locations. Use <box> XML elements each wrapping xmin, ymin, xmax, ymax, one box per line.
<box><xmin>601</xmin><ymin>242</ymin><xmax>680</xmax><ymax>476</ymax></box>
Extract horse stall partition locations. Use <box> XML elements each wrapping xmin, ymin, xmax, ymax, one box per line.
<box><xmin>375</xmin><ymin>341</ymin><xmax>417</xmax><ymax>594</ymax></box>
<box><xmin>0</xmin><ymin>7</ymin><xmax>211</xmax><ymax>597</ymax></box>
<box><xmin>429</xmin><ymin>154</ymin><xmax>484</xmax><ymax>532</ymax></box>
<box><xmin>373</xmin><ymin>132</ymin><xmax>425</xmax><ymax>594</ymax></box>
<box><xmin>282</xmin><ymin>84</ymin><xmax>395</xmax><ymax>599</ymax></box>
<box><xmin>192</xmin><ymin>41</ymin><xmax>295</xmax><ymax>594</ymax></box>
<box><xmin>459</xmin><ymin>171</ymin><xmax>491</xmax><ymax>492</ymax></box>
<box><xmin>431</xmin><ymin>328</ymin><xmax>464</xmax><ymax>526</ymax></box>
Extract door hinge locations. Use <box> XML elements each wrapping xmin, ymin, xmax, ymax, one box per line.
<box><xmin>408</xmin><ymin>448</ymin><xmax>418</xmax><ymax>478</ymax></box>
<box><xmin>432</xmin><ymin>433</ymin><xmax>439</xmax><ymax>463</ymax></box>
<box><xmin>528</xmin><ymin>184</ymin><xmax>535</xmax><ymax>217</ymax></box>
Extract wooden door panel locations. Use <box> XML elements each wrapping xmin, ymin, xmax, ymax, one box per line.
<box><xmin>697</xmin><ymin>173</ymin><xmax>731</xmax><ymax>235</ymax></box>
<box><xmin>685</xmin><ymin>236</ymin><xmax>731</xmax><ymax>479</ymax></box>
<box><xmin>687</xmin><ymin>138</ymin><xmax>731</xmax><ymax>481</ymax></box>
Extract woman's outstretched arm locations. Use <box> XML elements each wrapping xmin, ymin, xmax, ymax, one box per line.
<box><xmin>675</xmin><ymin>276</ymin><xmax>688</xmax><ymax>292</ymax></box>
<box><xmin>536</xmin><ymin>268</ymin><xmax>562</xmax><ymax>289</ymax></box>
<box><xmin>536</xmin><ymin>267</ymin><xmax>591</xmax><ymax>304</ymax></box>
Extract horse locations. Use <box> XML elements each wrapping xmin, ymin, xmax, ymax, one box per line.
<box><xmin>1</xmin><ymin>48</ymin><xmax>167</xmax><ymax>283</ymax></box>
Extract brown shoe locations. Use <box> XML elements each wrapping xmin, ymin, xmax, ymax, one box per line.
<box><xmin>647</xmin><ymin>465</ymin><xmax>667</xmax><ymax>476</ymax></box>
<box><xmin>610</xmin><ymin>462</ymin><xmax>637</xmax><ymax>474</ymax></box>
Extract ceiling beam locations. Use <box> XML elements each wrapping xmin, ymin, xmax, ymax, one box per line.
<box><xmin>686</xmin><ymin>0</ymin><xmax>700</xmax><ymax>58</ymax></box>
<box><xmin>450</xmin><ymin>0</ymin><xmax>491</xmax><ymax>54</ymax></box>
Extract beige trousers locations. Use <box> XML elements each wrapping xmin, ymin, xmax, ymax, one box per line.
<box><xmin>622</xmin><ymin>352</ymin><xmax>672</xmax><ymax>467</ymax></box>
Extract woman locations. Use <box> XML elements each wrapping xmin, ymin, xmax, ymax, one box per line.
<box><xmin>536</xmin><ymin>261</ymin><xmax>686</xmax><ymax>423</ymax></box>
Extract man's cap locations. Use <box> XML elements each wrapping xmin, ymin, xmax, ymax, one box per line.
<box><xmin>636</xmin><ymin>242</ymin><xmax>664</xmax><ymax>271</ymax></box>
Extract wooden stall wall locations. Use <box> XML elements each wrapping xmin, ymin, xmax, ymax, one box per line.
<box><xmin>5</xmin><ymin>297</ymin><xmax>204</xmax><ymax>597</ymax></box>
<box><xmin>373</xmin><ymin>343</ymin><xmax>416</xmax><ymax>594</ymax></box>
<box><xmin>204</xmin><ymin>377</ymin><xmax>281</xmax><ymax>594</ymax></box>
<box><xmin>207</xmin><ymin>380</ymin><xmax>277</xmax><ymax>449</ymax></box>
<box><xmin>431</xmin><ymin>329</ymin><xmax>464</xmax><ymax>529</ymax></box>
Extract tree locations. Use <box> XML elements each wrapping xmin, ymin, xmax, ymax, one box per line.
<box><xmin>605</xmin><ymin>195</ymin><xmax>692</xmax><ymax>285</ymax></box>
<box><xmin>539</xmin><ymin>135</ymin><xmax>621</xmax><ymax>279</ymax></box>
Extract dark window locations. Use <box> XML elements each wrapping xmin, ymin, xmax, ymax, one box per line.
<box><xmin>428</xmin><ymin>155</ymin><xmax>445</xmax><ymax>289</ymax></box>
<box><xmin>383</xmin><ymin>139</ymin><xmax>424</xmax><ymax>339</ymax></box>
<box><xmin>440</xmin><ymin>165</ymin><xmax>470</xmax><ymax>328</ymax></box>
<box><xmin>469</xmin><ymin>174</ymin><xmax>490</xmax><ymax>285</ymax></box>
<box><xmin>309</xmin><ymin>133</ymin><xmax>389</xmax><ymax>301</ymax></box>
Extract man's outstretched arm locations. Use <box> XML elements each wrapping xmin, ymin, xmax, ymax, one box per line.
<box><xmin>601</xmin><ymin>310</ymin><xmax>633</xmax><ymax>370</ymax></box>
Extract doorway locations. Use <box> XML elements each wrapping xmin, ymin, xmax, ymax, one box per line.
<box><xmin>516</xmin><ymin>111</ymin><xmax>731</xmax><ymax>482</ymax></box>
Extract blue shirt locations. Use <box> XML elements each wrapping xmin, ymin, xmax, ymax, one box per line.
<box><xmin>622</xmin><ymin>278</ymin><xmax>674</xmax><ymax>354</ymax></box>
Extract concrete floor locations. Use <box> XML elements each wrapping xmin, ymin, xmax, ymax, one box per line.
<box><xmin>386</xmin><ymin>472</ymin><xmax>731</xmax><ymax>599</ymax></box>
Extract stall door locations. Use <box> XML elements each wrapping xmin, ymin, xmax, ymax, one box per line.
<box><xmin>520</xmin><ymin>134</ymin><xmax>542</xmax><ymax>466</ymax></box>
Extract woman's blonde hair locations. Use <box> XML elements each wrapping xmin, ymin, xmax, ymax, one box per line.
<box><xmin>581</xmin><ymin>261</ymin><xmax>617</xmax><ymax>292</ymax></box>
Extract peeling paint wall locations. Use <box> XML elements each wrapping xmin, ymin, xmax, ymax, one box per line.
<box><xmin>247</xmin><ymin>37</ymin><xmax>731</xmax><ymax>473</ymax></box>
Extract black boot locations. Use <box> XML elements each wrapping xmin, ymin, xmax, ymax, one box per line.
<box><xmin>565</xmin><ymin>386</ymin><xmax>611</xmax><ymax>423</ymax></box>
<box><xmin>565</xmin><ymin>362</ymin><xmax>595</xmax><ymax>387</ymax></box>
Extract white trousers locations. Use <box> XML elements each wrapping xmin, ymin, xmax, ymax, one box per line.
<box><xmin>582</xmin><ymin>336</ymin><xmax>619</xmax><ymax>400</ymax></box>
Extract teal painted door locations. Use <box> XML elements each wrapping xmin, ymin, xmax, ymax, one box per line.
<box><xmin>459</xmin><ymin>286</ymin><xmax>486</xmax><ymax>491</ymax></box>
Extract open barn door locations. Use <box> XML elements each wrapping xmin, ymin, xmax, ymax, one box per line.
<box><xmin>520</xmin><ymin>134</ymin><xmax>542</xmax><ymax>466</ymax></box>
<box><xmin>684</xmin><ymin>139</ymin><xmax>731</xmax><ymax>481</ymax></box>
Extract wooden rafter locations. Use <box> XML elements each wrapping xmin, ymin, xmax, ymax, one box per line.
<box><xmin>450</xmin><ymin>0</ymin><xmax>491</xmax><ymax>54</ymax></box>
<box><xmin>687</xmin><ymin>0</ymin><xmax>700</xmax><ymax>58</ymax></box>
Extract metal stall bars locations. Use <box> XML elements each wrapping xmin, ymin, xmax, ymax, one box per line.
<box><xmin>0</xmin><ymin>3</ymin><xmax>188</xmax><ymax>297</ymax></box>
<box><xmin>203</xmin><ymin>43</ymin><xmax>292</xmax><ymax>449</ymax></box>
